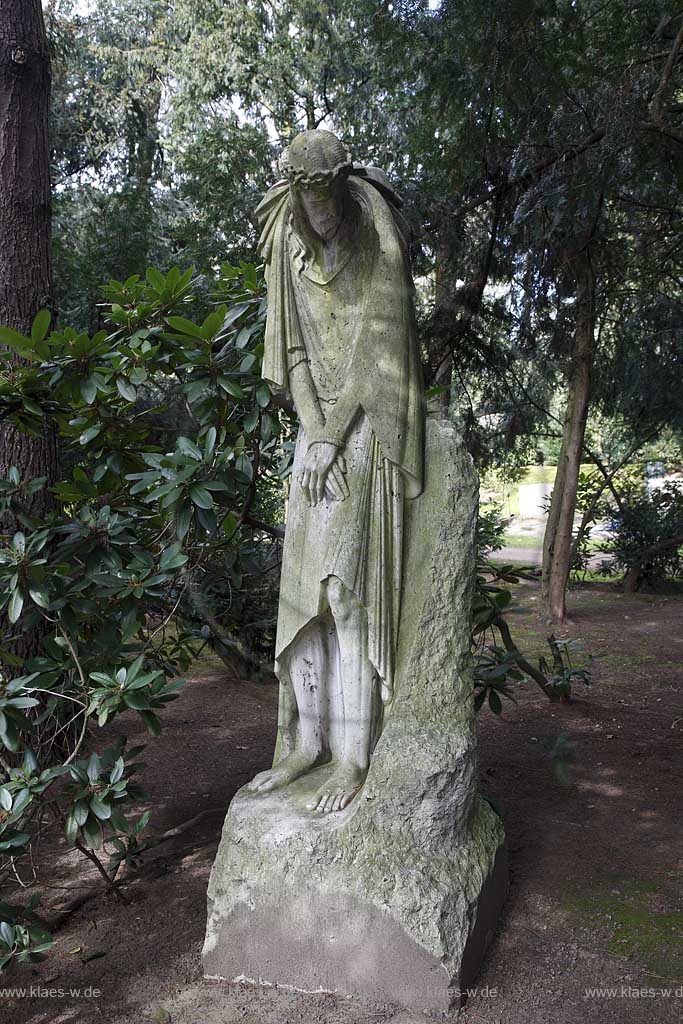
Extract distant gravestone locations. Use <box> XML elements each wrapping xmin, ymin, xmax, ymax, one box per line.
<box><xmin>203</xmin><ymin>129</ymin><xmax>507</xmax><ymax>1011</ymax></box>
<box><xmin>518</xmin><ymin>481</ymin><xmax>554</xmax><ymax>518</ymax></box>
<box><xmin>645</xmin><ymin>461</ymin><xmax>666</xmax><ymax>495</ymax></box>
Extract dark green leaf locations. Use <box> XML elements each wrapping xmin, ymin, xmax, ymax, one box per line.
<box><xmin>90</xmin><ymin>796</ymin><xmax>112</xmax><ymax>820</ymax></box>
<box><xmin>116</xmin><ymin>377</ymin><xmax>137</xmax><ymax>402</ymax></box>
<box><xmin>31</xmin><ymin>310</ymin><xmax>51</xmax><ymax>344</ymax></box>
<box><xmin>165</xmin><ymin>316</ymin><xmax>205</xmax><ymax>340</ymax></box>
<box><xmin>189</xmin><ymin>485</ymin><xmax>214</xmax><ymax>510</ymax></box>
<box><xmin>8</xmin><ymin>589</ymin><xmax>24</xmax><ymax>624</ymax></box>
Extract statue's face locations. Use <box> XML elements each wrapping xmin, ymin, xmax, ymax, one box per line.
<box><xmin>299</xmin><ymin>182</ymin><xmax>343</xmax><ymax>242</ymax></box>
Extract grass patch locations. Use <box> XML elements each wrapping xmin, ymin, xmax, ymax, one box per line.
<box><xmin>570</xmin><ymin>569</ymin><xmax>617</xmax><ymax>584</ymax></box>
<box><xmin>499</xmin><ymin>533</ymin><xmax>603</xmax><ymax>552</ymax></box>
<box><xmin>499</xmin><ymin>533</ymin><xmax>544</xmax><ymax>549</ymax></box>
<box><xmin>191</xmin><ymin>645</ymin><xmax>229</xmax><ymax>676</ymax></box>
<box><xmin>563</xmin><ymin>879</ymin><xmax>683</xmax><ymax>981</ymax></box>
<box><xmin>519</xmin><ymin>465</ymin><xmax>557</xmax><ymax>485</ymax></box>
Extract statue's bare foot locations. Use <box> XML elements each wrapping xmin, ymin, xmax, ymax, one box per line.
<box><xmin>306</xmin><ymin>763</ymin><xmax>367</xmax><ymax>814</ymax></box>
<box><xmin>247</xmin><ymin>750</ymin><xmax>321</xmax><ymax>794</ymax></box>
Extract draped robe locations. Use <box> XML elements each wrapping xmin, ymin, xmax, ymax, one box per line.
<box><xmin>255</xmin><ymin>170</ymin><xmax>424</xmax><ymax>731</ymax></box>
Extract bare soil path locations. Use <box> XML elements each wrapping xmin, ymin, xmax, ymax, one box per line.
<box><xmin>2</xmin><ymin>583</ymin><xmax>681</xmax><ymax>1024</ymax></box>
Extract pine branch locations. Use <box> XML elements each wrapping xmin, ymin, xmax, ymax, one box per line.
<box><xmin>652</xmin><ymin>19</ymin><xmax>683</xmax><ymax>125</ymax></box>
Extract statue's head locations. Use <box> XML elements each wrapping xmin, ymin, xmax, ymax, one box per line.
<box><xmin>280</xmin><ymin>130</ymin><xmax>353</xmax><ymax>242</ymax></box>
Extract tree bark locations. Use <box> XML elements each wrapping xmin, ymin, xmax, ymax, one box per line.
<box><xmin>0</xmin><ymin>1</ymin><xmax>52</xmax><ymax>332</ymax></box>
<box><xmin>429</xmin><ymin>240</ymin><xmax>455</xmax><ymax>415</ymax></box>
<box><xmin>0</xmin><ymin>1</ymin><xmax>58</xmax><ymax>661</ymax></box>
<box><xmin>541</xmin><ymin>251</ymin><xmax>596</xmax><ymax>623</ymax></box>
<box><xmin>0</xmin><ymin>0</ymin><xmax>56</xmax><ymax>478</ymax></box>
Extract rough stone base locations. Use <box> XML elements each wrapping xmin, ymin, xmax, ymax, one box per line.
<box><xmin>203</xmin><ymin>773</ymin><xmax>506</xmax><ymax>1011</ymax></box>
<box><xmin>203</xmin><ymin>420</ymin><xmax>507</xmax><ymax>1012</ymax></box>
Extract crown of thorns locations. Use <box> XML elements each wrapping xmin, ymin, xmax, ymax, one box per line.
<box><xmin>279</xmin><ymin>131</ymin><xmax>352</xmax><ymax>188</ymax></box>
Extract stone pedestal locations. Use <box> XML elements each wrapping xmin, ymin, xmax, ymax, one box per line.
<box><xmin>202</xmin><ymin>420</ymin><xmax>507</xmax><ymax>1012</ymax></box>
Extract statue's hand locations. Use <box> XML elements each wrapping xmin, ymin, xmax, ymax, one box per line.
<box><xmin>299</xmin><ymin>441</ymin><xmax>339</xmax><ymax>505</ymax></box>
<box><xmin>325</xmin><ymin>453</ymin><xmax>350</xmax><ymax>502</ymax></box>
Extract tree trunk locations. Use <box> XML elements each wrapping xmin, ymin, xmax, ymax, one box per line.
<box><xmin>541</xmin><ymin>251</ymin><xmax>596</xmax><ymax>623</ymax></box>
<box><xmin>430</xmin><ymin>240</ymin><xmax>455</xmax><ymax>415</ymax></box>
<box><xmin>0</xmin><ymin>0</ymin><xmax>52</xmax><ymax>335</ymax></box>
<box><xmin>0</xmin><ymin>1</ymin><xmax>58</xmax><ymax>661</ymax></box>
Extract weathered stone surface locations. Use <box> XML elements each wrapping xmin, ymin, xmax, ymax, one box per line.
<box><xmin>203</xmin><ymin>419</ymin><xmax>507</xmax><ymax>1011</ymax></box>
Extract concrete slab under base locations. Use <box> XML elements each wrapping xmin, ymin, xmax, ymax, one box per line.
<box><xmin>204</xmin><ymin>843</ymin><xmax>507</xmax><ymax>1011</ymax></box>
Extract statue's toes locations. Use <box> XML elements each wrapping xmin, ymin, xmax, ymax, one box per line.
<box><xmin>317</xmin><ymin>792</ymin><xmax>335</xmax><ymax>814</ymax></box>
<box><xmin>250</xmin><ymin>770</ymin><xmax>278</xmax><ymax>793</ymax></box>
<box><xmin>246</xmin><ymin>772</ymin><xmax>266</xmax><ymax>790</ymax></box>
<box><xmin>317</xmin><ymin>793</ymin><xmax>333</xmax><ymax>814</ymax></box>
<box><xmin>260</xmin><ymin>775</ymin><xmax>284</xmax><ymax>793</ymax></box>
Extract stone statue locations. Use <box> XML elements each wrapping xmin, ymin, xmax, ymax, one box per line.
<box><xmin>203</xmin><ymin>130</ymin><xmax>507</xmax><ymax>1011</ymax></box>
<box><xmin>247</xmin><ymin>129</ymin><xmax>424</xmax><ymax>813</ymax></box>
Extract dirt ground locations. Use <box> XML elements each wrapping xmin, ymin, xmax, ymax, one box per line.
<box><xmin>1</xmin><ymin>582</ymin><xmax>682</xmax><ymax>1024</ymax></box>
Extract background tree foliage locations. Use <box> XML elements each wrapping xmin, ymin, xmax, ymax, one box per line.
<box><xmin>46</xmin><ymin>1</ymin><xmax>683</xmax><ymax>476</ymax></box>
